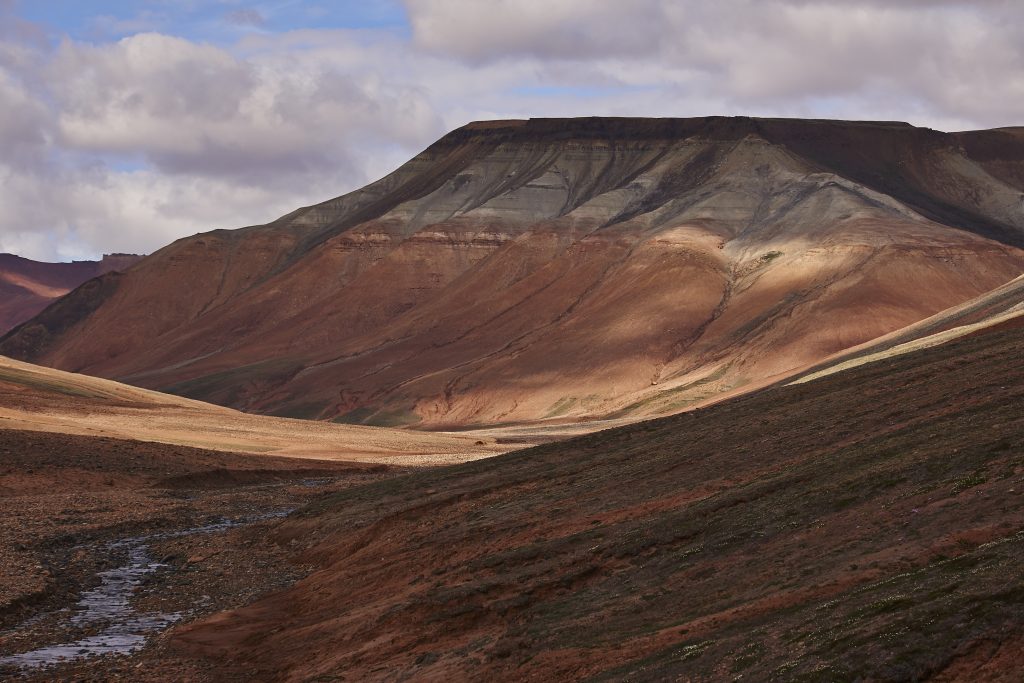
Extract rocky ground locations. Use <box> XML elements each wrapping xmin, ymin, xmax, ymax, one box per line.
<box><xmin>0</xmin><ymin>429</ymin><xmax>403</xmax><ymax>681</ymax></box>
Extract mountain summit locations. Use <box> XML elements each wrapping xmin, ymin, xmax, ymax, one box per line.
<box><xmin>3</xmin><ymin>117</ymin><xmax>1023</xmax><ymax>426</ymax></box>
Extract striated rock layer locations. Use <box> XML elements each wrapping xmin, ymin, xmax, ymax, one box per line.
<box><xmin>3</xmin><ymin>117</ymin><xmax>1023</xmax><ymax>427</ymax></box>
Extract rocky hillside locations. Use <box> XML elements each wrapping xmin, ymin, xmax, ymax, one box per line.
<box><xmin>3</xmin><ymin>117</ymin><xmax>1023</xmax><ymax>427</ymax></box>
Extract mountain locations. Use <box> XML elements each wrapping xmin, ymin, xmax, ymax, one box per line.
<box><xmin>173</xmin><ymin>290</ymin><xmax>1024</xmax><ymax>681</ymax></box>
<box><xmin>0</xmin><ymin>253</ymin><xmax>142</xmax><ymax>334</ymax></box>
<box><xmin>3</xmin><ymin>117</ymin><xmax>1023</xmax><ymax>428</ymax></box>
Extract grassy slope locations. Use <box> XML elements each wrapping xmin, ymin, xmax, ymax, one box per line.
<box><xmin>0</xmin><ymin>355</ymin><xmax>506</xmax><ymax>464</ymax></box>
<box><xmin>178</xmin><ymin>323</ymin><xmax>1024</xmax><ymax>681</ymax></box>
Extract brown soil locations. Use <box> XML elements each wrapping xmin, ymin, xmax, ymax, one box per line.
<box><xmin>930</xmin><ymin>633</ymin><xmax>1024</xmax><ymax>682</ymax></box>
<box><xmin>789</xmin><ymin>274</ymin><xmax>1024</xmax><ymax>385</ymax></box>
<box><xmin>171</xmin><ymin>320</ymin><xmax>1024</xmax><ymax>681</ymax></box>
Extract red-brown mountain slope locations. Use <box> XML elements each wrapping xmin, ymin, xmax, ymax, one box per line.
<box><xmin>0</xmin><ymin>253</ymin><xmax>141</xmax><ymax>334</ymax></box>
<box><xmin>2</xmin><ymin>118</ymin><xmax>1023</xmax><ymax>427</ymax></box>
<box><xmin>787</xmin><ymin>272</ymin><xmax>1024</xmax><ymax>385</ymax></box>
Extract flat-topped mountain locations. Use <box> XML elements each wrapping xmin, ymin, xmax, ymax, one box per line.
<box><xmin>0</xmin><ymin>253</ymin><xmax>142</xmax><ymax>335</ymax></box>
<box><xmin>3</xmin><ymin>117</ymin><xmax>1023</xmax><ymax>427</ymax></box>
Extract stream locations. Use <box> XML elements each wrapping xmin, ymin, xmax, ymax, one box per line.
<box><xmin>0</xmin><ymin>510</ymin><xmax>291</xmax><ymax>670</ymax></box>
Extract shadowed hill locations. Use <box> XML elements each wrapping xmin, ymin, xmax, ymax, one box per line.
<box><xmin>3</xmin><ymin>117</ymin><xmax>1023</xmax><ymax>427</ymax></box>
<box><xmin>175</xmin><ymin>310</ymin><xmax>1024</xmax><ymax>681</ymax></box>
<box><xmin>0</xmin><ymin>253</ymin><xmax>142</xmax><ymax>334</ymax></box>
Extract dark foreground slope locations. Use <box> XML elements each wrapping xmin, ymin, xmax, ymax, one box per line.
<box><xmin>176</xmin><ymin>322</ymin><xmax>1024</xmax><ymax>681</ymax></box>
<box><xmin>4</xmin><ymin>118</ymin><xmax>1023</xmax><ymax>427</ymax></box>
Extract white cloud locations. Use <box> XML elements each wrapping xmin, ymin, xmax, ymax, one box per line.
<box><xmin>0</xmin><ymin>1</ymin><xmax>1022</xmax><ymax>261</ymax></box>
<box><xmin>404</xmin><ymin>0</ymin><xmax>1024</xmax><ymax>123</ymax></box>
<box><xmin>46</xmin><ymin>32</ymin><xmax>446</xmax><ymax>180</ymax></box>
<box><xmin>0</xmin><ymin>27</ymin><xmax>447</xmax><ymax>261</ymax></box>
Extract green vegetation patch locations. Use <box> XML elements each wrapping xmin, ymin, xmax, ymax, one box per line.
<box><xmin>543</xmin><ymin>396</ymin><xmax>579</xmax><ymax>419</ymax></box>
<box><xmin>332</xmin><ymin>403</ymin><xmax>422</xmax><ymax>427</ymax></box>
<box><xmin>161</xmin><ymin>358</ymin><xmax>302</xmax><ymax>404</ymax></box>
<box><xmin>363</xmin><ymin>407</ymin><xmax>422</xmax><ymax>428</ymax></box>
<box><xmin>271</xmin><ymin>401</ymin><xmax>327</xmax><ymax>420</ymax></box>
<box><xmin>609</xmin><ymin>364</ymin><xmax>731</xmax><ymax>418</ymax></box>
<box><xmin>332</xmin><ymin>406</ymin><xmax>377</xmax><ymax>424</ymax></box>
<box><xmin>950</xmin><ymin>471</ymin><xmax>988</xmax><ymax>495</ymax></box>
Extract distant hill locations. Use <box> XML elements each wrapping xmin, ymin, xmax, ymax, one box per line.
<box><xmin>3</xmin><ymin>117</ymin><xmax>1023</xmax><ymax>428</ymax></box>
<box><xmin>0</xmin><ymin>253</ymin><xmax>142</xmax><ymax>334</ymax></box>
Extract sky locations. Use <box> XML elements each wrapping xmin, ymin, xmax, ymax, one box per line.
<box><xmin>0</xmin><ymin>0</ymin><xmax>1022</xmax><ymax>261</ymax></box>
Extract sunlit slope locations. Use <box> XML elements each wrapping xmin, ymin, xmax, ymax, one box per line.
<box><xmin>0</xmin><ymin>355</ymin><xmax>504</xmax><ymax>464</ymax></box>
<box><xmin>791</xmin><ymin>273</ymin><xmax>1024</xmax><ymax>385</ymax></box>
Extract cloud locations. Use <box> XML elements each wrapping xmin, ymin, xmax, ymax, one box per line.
<box><xmin>404</xmin><ymin>0</ymin><xmax>1024</xmax><ymax>123</ymax></box>
<box><xmin>406</xmin><ymin>0</ymin><xmax>670</xmax><ymax>62</ymax></box>
<box><xmin>0</xmin><ymin>68</ymin><xmax>50</xmax><ymax>170</ymax></box>
<box><xmin>0</xmin><ymin>26</ymin><xmax>447</xmax><ymax>261</ymax></box>
<box><xmin>225</xmin><ymin>8</ymin><xmax>265</xmax><ymax>27</ymax></box>
<box><xmin>46</xmin><ymin>31</ymin><xmax>446</xmax><ymax>182</ymax></box>
<box><xmin>0</xmin><ymin>0</ymin><xmax>1022</xmax><ymax>262</ymax></box>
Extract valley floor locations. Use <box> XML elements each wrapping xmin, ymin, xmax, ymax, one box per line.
<box><xmin>0</xmin><ymin>429</ymin><xmax>405</xmax><ymax>681</ymax></box>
